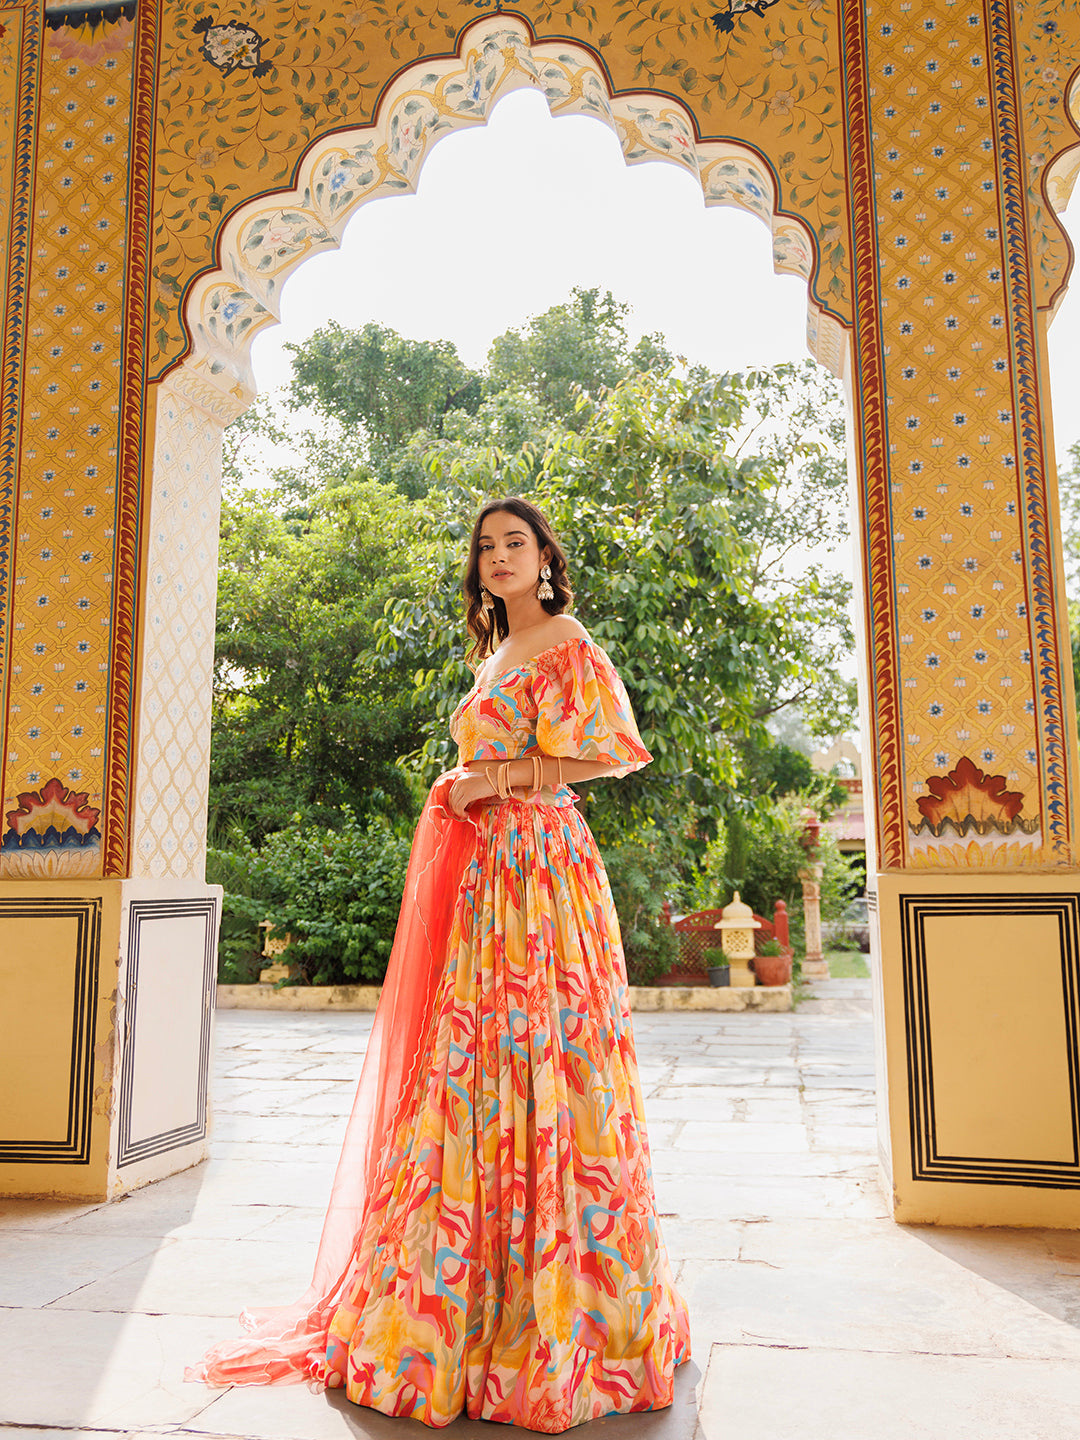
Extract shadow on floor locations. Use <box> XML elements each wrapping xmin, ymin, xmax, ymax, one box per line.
<box><xmin>908</xmin><ymin>1225</ymin><xmax>1080</xmax><ymax>1329</ymax></box>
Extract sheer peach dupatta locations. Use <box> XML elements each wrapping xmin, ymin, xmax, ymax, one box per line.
<box><xmin>186</xmin><ymin>773</ymin><xmax>479</xmax><ymax>1387</ymax></box>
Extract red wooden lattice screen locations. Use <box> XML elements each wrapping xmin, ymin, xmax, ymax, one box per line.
<box><xmin>656</xmin><ymin>900</ymin><xmax>792</xmax><ymax>984</ymax></box>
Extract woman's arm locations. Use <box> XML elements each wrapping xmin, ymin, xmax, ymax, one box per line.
<box><xmin>464</xmin><ymin>755</ymin><xmax>617</xmax><ymax>787</ymax></box>
<box><xmin>447</xmin><ymin>753</ymin><xmax>621</xmax><ymax>818</ymax></box>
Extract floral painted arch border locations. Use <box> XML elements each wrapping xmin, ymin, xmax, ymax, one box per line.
<box><xmin>1041</xmin><ymin>65</ymin><xmax>1080</xmax><ymax>317</ymax></box>
<box><xmin>165</xmin><ymin>13</ymin><xmax>846</xmax><ymax>424</ymax></box>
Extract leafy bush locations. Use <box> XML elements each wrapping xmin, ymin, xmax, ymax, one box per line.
<box><xmin>206</xmin><ymin>840</ymin><xmax>266</xmax><ymax>984</ymax></box>
<box><xmin>209</xmin><ymin>807</ymin><xmax>412</xmax><ymax>986</ymax></box>
<box><xmin>684</xmin><ymin>792</ymin><xmax>856</xmax><ymax>949</ymax></box>
<box><xmin>726</xmin><ymin>794</ymin><xmax>855</xmax><ymax>938</ymax></box>
<box><xmin>600</xmin><ymin>827</ymin><xmax>681</xmax><ymax>986</ymax></box>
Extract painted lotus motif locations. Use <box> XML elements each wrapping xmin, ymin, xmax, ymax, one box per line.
<box><xmin>48</xmin><ymin>14</ymin><xmax>134</xmax><ymax>65</ymax></box>
<box><xmin>1</xmin><ymin>777</ymin><xmax>102</xmax><ymax>878</ymax></box>
<box><xmin>912</xmin><ymin>756</ymin><xmax>1040</xmax><ymax>838</ymax></box>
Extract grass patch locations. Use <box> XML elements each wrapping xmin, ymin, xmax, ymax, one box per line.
<box><xmin>823</xmin><ymin>949</ymin><xmax>870</xmax><ymax>979</ymax></box>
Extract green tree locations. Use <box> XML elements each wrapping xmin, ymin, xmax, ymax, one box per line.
<box><xmin>286</xmin><ymin>320</ymin><xmax>482</xmax><ymax>485</ymax></box>
<box><xmin>738</xmin><ymin>741</ymin><xmax>846</xmax><ymax>811</ymax></box>
<box><xmin>486</xmin><ymin>286</ymin><xmax>672</xmax><ymax>426</ymax></box>
<box><xmin>726</xmin><ymin>362</ymin><xmax>855</xmax><ymax>739</ymax></box>
<box><xmin>210</xmin><ymin>469</ymin><xmax>423</xmax><ymax>840</ymax></box>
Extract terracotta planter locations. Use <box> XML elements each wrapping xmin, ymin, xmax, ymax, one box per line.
<box><xmin>751</xmin><ymin>953</ymin><xmax>792</xmax><ymax>987</ymax></box>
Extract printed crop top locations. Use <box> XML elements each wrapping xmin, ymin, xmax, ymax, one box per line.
<box><xmin>449</xmin><ymin>637</ymin><xmax>652</xmax><ymax>781</ymax></box>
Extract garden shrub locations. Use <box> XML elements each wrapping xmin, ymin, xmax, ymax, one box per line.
<box><xmin>725</xmin><ymin>794</ymin><xmax>855</xmax><ymax>941</ymax></box>
<box><xmin>601</xmin><ymin>827</ymin><xmax>681</xmax><ymax>986</ymax></box>
<box><xmin>206</xmin><ymin>841</ymin><xmax>265</xmax><ymax>984</ymax></box>
<box><xmin>684</xmin><ymin>791</ymin><xmax>856</xmax><ymax>951</ymax></box>
<box><xmin>209</xmin><ymin>806</ymin><xmax>412</xmax><ymax>986</ymax></box>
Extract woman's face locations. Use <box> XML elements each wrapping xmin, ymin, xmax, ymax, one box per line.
<box><xmin>476</xmin><ymin>509</ymin><xmax>550</xmax><ymax>606</ymax></box>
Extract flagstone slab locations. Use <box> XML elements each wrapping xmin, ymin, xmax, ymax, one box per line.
<box><xmin>0</xmin><ymin>1230</ymin><xmax>165</xmax><ymax>1307</ymax></box>
<box><xmin>688</xmin><ymin>1219</ymin><xmax>1080</xmax><ymax>1362</ymax></box>
<box><xmin>49</xmin><ymin>1234</ymin><xmax>315</xmax><ymax>1317</ymax></box>
<box><xmin>674</xmin><ymin>1121</ymin><xmax>810</xmax><ymax>1154</ymax></box>
<box><xmin>0</xmin><ymin>1309</ymin><xmax>232</xmax><ymax>1427</ymax></box>
<box><xmin>699</xmin><ymin>1343</ymin><xmax>1080</xmax><ymax>1438</ymax></box>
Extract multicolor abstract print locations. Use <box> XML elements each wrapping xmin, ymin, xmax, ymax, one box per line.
<box><xmin>309</xmin><ymin>638</ymin><xmax>690</xmax><ymax>1431</ymax></box>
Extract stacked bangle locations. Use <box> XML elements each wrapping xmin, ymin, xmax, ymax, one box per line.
<box><xmin>484</xmin><ymin>764</ymin><xmax>509</xmax><ymax>801</ymax></box>
<box><xmin>484</xmin><ymin>754</ymin><xmax>564</xmax><ymax>801</ymax></box>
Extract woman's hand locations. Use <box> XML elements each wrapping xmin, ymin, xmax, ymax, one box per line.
<box><xmin>447</xmin><ymin>770</ymin><xmax>496</xmax><ymax>819</ymax></box>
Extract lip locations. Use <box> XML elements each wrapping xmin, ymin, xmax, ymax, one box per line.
<box><xmin>490</xmin><ymin>569</ymin><xmax>512</xmax><ymax>578</ymax></box>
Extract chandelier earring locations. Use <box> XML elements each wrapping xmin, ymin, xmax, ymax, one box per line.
<box><xmin>480</xmin><ymin>586</ymin><xmax>495</xmax><ymax>613</ymax></box>
<box><xmin>536</xmin><ymin>564</ymin><xmax>554</xmax><ymax>602</ymax></box>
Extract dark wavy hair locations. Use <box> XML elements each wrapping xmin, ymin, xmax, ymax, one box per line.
<box><xmin>463</xmin><ymin>497</ymin><xmax>573</xmax><ymax>664</ymax></box>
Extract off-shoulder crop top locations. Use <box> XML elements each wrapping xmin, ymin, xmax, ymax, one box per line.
<box><xmin>449</xmin><ymin>637</ymin><xmax>652</xmax><ymax>797</ymax></box>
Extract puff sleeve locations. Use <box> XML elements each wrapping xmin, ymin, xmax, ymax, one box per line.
<box><xmin>533</xmin><ymin>638</ymin><xmax>652</xmax><ymax>778</ymax></box>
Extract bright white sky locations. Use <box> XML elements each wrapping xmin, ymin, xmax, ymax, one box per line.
<box><xmin>252</xmin><ymin>87</ymin><xmax>1080</xmax><ymax>464</ymax></box>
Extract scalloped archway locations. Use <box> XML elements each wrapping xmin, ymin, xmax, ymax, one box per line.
<box><xmin>165</xmin><ymin>14</ymin><xmax>841</xmax><ymax>426</ymax></box>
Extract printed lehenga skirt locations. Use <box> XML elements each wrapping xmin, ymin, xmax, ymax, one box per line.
<box><xmin>310</xmin><ymin>793</ymin><xmax>690</xmax><ymax>1431</ymax></box>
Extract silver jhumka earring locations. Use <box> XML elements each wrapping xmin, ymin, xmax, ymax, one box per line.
<box><xmin>536</xmin><ymin>564</ymin><xmax>554</xmax><ymax>602</ymax></box>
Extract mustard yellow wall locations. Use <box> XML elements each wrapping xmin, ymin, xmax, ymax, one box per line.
<box><xmin>876</xmin><ymin>871</ymin><xmax>1080</xmax><ymax>1226</ymax></box>
<box><xmin>0</xmin><ymin>881</ymin><xmax>120</xmax><ymax>1197</ymax></box>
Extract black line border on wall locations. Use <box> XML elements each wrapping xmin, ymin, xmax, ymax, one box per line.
<box><xmin>117</xmin><ymin>897</ymin><xmax>217</xmax><ymax>1167</ymax></box>
<box><xmin>0</xmin><ymin>898</ymin><xmax>102</xmax><ymax>1164</ymax></box>
<box><xmin>900</xmin><ymin>892</ymin><xmax>1080</xmax><ymax>1189</ymax></box>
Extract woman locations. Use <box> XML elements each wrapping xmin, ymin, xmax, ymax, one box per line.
<box><xmin>189</xmin><ymin>497</ymin><xmax>689</xmax><ymax>1431</ymax></box>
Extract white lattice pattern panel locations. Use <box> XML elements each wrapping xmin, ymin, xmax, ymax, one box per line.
<box><xmin>130</xmin><ymin>380</ymin><xmax>222</xmax><ymax>878</ymax></box>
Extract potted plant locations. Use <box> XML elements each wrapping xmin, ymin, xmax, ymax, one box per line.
<box><xmin>702</xmin><ymin>945</ymin><xmax>730</xmax><ymax>987</ymax></box>
<box><xmin>751</xmin><ymin>936</ymin><xmax>792</xmax><ymax>987</ymax></box>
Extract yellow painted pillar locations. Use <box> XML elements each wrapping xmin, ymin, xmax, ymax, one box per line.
<box><xmin>0</xmin><ymin>4</ymin><xmax>221</xmax><ymax>1200</ymax></box>
<box><xmin>842</xmin><ymin>0</ymin><xmax>1080</xmax><ymax>1224</ymax></box>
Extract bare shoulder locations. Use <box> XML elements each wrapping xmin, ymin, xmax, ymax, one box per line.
<box><xmin>541</xmin><ymin>614</ymin><xmax>590</xmax><ymax>648</ymax></box>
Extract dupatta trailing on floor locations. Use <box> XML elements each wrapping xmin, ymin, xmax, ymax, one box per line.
<box><xmin>186</xmin><ymin>773</ymin><xmax>479</xmax><ymax>1387</ymax></box>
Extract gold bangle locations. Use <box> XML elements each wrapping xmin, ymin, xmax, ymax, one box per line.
<box><xmin>484</xmin><ymin>765</ymin><xmax>499</xmax><ymax>800</ymax></box>
<box><xmin>530</xmin><ymin>753</ymin><xmax>543</xmax><ymax>796</ymax></box>
<box><xmin>556</xmin><ymin>755</ymin><xmax>564</xmax><ymax>790</ymax></box>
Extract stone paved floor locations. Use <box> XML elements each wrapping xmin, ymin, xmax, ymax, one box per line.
<box><xmin>3</xmin><ymin>979</ymin><xmax>1080</xmax><ymax>1438</ymax></box>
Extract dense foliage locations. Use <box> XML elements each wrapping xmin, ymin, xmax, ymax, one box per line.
<box><xmin>211</xmin><ymin>466</ymin><xmax>424</xmax><ymax>841</ymax></box>
<box><xmin>601</xmin><ymin>830</ymin><xmax>682</xmax><ymax>986</ymax></box>
<box><xmin>209</xmin><ymin>809</ymin><xmax>412</xmax><ymax>986</ymax></box>
<box><xmin>686</xmin><ymin>794</ymin><xmax>856</xmax><ymax>943</ymax></box>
